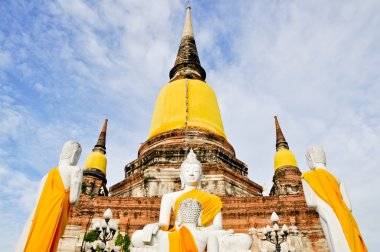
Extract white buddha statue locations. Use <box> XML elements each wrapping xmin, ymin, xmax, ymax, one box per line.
<box><xmin>158</xmin><ymin>198</ymin><xmax>219</xmax><ymax>252</ymax></box>
<box><xmin>302</xmin><ymin>146</ymin><xmax>367</xmax><ymax>252</ymax></box>
<box><xmin>286</xmin><ymin>218</ymin><xmax>304</xmax><ymax>252</ymax></box>
<box><xmin>131</xmin><ymin>149</ymin><xmax>223</xmax><ymax>249</ymax></box>
<box><xmin>131</xmin><ymin>149</ymin><xmax>252</xmax><ymax>252</ymax></box>
<box><xmin>16</xmin><ymin>140</ymin><xmax>83</xmax><ymax>252</ymax></box>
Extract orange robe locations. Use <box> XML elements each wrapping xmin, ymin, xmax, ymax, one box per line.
<box><xmin>169</xmin><ymin>226</ymin><xmax>198</xmax><ymax>252</ymax></box>
<box><xmin>173</xmin><ymin>189</ymin><xmax>222</xmax><ymax>227</ymax></box>
<box><xmin>302</xmin><ymin>169</ymin><xmax>367</xmax><ymax>252</ymax></box>
<box><xmin>167</xmin><ymin>189</ymin><xmax>222</xmax><ymax>251</ymax></box>
<box><xmin>24</xmin><ymin>167</ymin><xmax>70</xmax><ymax>252</ymax></box>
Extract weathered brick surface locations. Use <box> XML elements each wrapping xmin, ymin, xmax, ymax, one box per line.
<box><xmin>66</xmin><ymin>127</ymin><xmax>329</xmax><ymax>251</ymax></box>
<box><xmin>110</xmin><ymin>129</ymin><xmax>262</xmax><ymax>197</ymax></box>
<box><xmin>270</xmin><ymin>165</ymin><xmax>304</xmax><ymax>196</ymax></box>
<box><xmin>68</xmin><ymin>192</ymin><xmax>328</xmax><ymax>251</ymax></box>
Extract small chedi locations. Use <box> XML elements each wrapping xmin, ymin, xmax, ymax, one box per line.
<box><xmin>131</xmin><ymin>149</ymin><xmax>252</xmax><ymax>252</ymax></box>
<box><xmin>16</xmin><ymin>140</ymin><xmax>83</xmax><ymax>252</ymax></box>
<box><xmin>302</xmin><ymin>147</ymin><xmax>367</xmax><ymax>252</ymax></box>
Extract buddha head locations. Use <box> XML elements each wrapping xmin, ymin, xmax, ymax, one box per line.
<box><xmin>180</xmin><ymin>149</ymin><xmax>202</xmax><ymax>189</ymax></box>
<box><xmin>305</xmin><ymin>146</ymin><xmax>326</xmax><ymax>170</ymax></box>
<box><xmin>178</xmin><ymin>198</ymin><xmax>202</xmax><ymax>227</ymax></box>
<box><xmin>60</xmin><ymin>140</ymin><xmax>82</xmax><ymax>166</ymax></box>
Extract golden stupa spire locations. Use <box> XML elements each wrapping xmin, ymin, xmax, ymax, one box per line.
<box><xmin>274</xmin><ymin>116</ymin><xmax>289</xmax><ymax>150</ymax></box>
<box><xmin>93</xmin><ymin>118</ymin><xmax>108</xmax><ymax>154</ymax></box>
<box><xmin>273</xmin><ymin>116</ymin><xmax>297</xmax><ymax>170</ymax></box>
<box><xmin>182</xmin><ymin>3</ymin><xmax>194</xmax><ymax>37</ymax></box>
<box><xmin>148</xmin><ymin>5</ymin><xmax>226</xmax><ymax>140</ymax></box>
<box><xmin>84</xmin><ymin>119</ymin><xmax>108</xmax><ymax>175</ymax></box>
<box><xmin>169</xmin><ymin>4</ymin><xmax>206</xmax><ymax>81</ymax></box>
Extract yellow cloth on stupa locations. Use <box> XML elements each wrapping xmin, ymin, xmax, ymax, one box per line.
<box><xmin>24</xmin><ymin>167</ymin><xmax>70</xmax><ymax>252</ymax></box>
<box><xmin>302</xmin><ymin>168</ymin><xmax>367</xmax><ymax>252</ymax></box>
<box><xmin>169</xmin><ymin>226</ymin><xmax>198</xmax><ymax>252</ymax></box>
<box><xmin>174</xmin><ymin>189</ymin><xmax>222</xmax><ymax>228</ymax></box>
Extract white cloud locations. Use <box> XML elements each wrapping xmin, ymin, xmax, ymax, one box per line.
<box><xmin>0</xmin><ymin>165</ymin><xmax>39</xmax><ymax>250</ymax></box>
<box><xmin>0</xmin><ymin>50</ymin><xmax>12</xmax><ymax>69</ymax></box>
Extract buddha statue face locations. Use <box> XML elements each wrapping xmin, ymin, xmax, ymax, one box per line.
<box><xmin>182</xmin><ymin>163</ymin><xmax>202</xmax><ymax>185</ymax></box>
<box><xmin>180</xmin><ymin>149</ymin><xmax>203</xmax><ymax>189</ymax></box>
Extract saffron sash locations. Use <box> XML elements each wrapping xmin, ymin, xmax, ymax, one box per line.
<box><xmin>169</xmin><ymin>226</ymin><xmax>198</xmax><ymax>252</ymax></box>
<box><xmin>174</xmin><ymin>189</ymin><xmax>222</xmax><ymax>227</ymax></box>
<box><xmin>302</xmin><ymin>169</ymin><xmax>367</xmax><ymax>252</ymax></box>
<box><xmin>25</xmin><ymin>168</ymin><xmax>70</xmax><ymax>252</ymax></box>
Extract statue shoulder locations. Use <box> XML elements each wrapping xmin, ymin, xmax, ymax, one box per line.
<box><xmin>161</xmin><ymin>191</ymin><xmax>178</xmax><ymax>204</ymax></box>
<box><xmin>70</xmin><ymin>165</ymin><xmax>82</xmax><ymax>174</ymax></box>
<box><xmin>166</xmin><ymin>190</ymin><xmax>186</xmax><ymax>200</ymax></box>
<box><xmin>162</xmin><ymin>190</ymin><xmax>192</xmax><ymax>205</ymax></box>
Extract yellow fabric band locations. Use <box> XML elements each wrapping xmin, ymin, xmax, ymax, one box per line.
<box><xmin>25</xmin><ymin>167</ymin><xmax>70</xmax><ymax>252</ymax></box>
<box><xmin>169</xmin><ymin>226</ymin><xmax>198</xmax><ymax>252</ymax></box>
<box><xmin>302</xmin><ymin>169</ymin><xmax>367</xmax><ymax>252</ymax></box>
<box><xmin>174</xmin><ymin>189</ymin><xmax>222</xmax><ymax>227</ymax></box>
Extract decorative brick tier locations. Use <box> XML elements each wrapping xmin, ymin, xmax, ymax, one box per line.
<box><xmin>110</xmin><ymin>129</ymin><xmax>262</xmax><ymax>197</ymax></box>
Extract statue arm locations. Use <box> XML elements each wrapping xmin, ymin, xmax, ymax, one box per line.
<box><xmin>139</xmin><ymin>194</ymin><xmax>172</xmax><ymax>243</ymax></box>
<box><xmin>339</xmin><ymin>181</ymin><xmax>352</xmax><ymax>211</ymax></box>
<box><xmin>301</xmin><ymin>179</ymin><xmax>317</xmax><ymax>208</ymax></box>
<box><xmin>69</xmin><ymin>166</ymin><xmax>83</xmax><ymax>204</ymax></box>
<box><xmin>158</xmin><ymin>194</ymin><xmax>172</xmax><ymax>230</ymax></box>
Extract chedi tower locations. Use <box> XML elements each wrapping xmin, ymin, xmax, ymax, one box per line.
<box><xmin>61</xmin><ymin>5</ymin><xmax>332</xmax><ymax>252</ymax></box>
<box><xmin>110</xmin><ymin>5</ymin><xmax>262</xmax><ymax>197</ymax></box>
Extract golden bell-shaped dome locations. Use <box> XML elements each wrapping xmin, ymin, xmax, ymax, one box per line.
<box><xmin>84</xmin><ymin>119</ymin><xmax>108</xmax><ymax>175</ymax></box>
<box><xmin>148</xmin><ymin>79</ymin><xmax>226</xmax><ymax>139</ymax></box>
<box><xmin>274</xmin><ymin>148</ymin><xmax>298</xmax><ymax>170</ymax></box>
<box><xmin>84</xmin><ymin>150</ymin><xmax>107</xmax><ymax>175</ymax></box>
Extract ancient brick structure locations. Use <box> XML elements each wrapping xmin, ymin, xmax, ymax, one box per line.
<box><xmin>58</xmin><ymin>6</ymin><xmax>329</xmax><ymax>252</ymax></box>
<box><xmin>61</xmin><ymin>191</ymin><xmax>328</xmax><ymax>251</ymax></box>
<box><xmin>270</xmin><ymin>165</ymin><xmax>303</xmax><ymax>196</ymax></box>
<box><xmin>110</xmin><ymin>129</ymin><xmax>262</xmax><ymax>198</ymax></box>
<box><xmin>82</xmin><ymin>119</ymin><xmax>109</xmax><ymax>197</ymax></box>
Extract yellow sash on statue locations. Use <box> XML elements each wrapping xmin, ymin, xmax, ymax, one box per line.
<box><xmin>25</xmin><ymin>167</ymin><xmax>70</xmax><ymax>252</ymax></box>
<box><xmin>174</xmin><ymin>189</ymin><xmax>222</xmax><ymax>227</ymax></box>
<box><xmin>169</xmin><ymin>226</ymin><xmax>198</xmax><ymax>252</ymax></box>
<box><xmin>302</xmin><ymin>169</ymin><xmax>367</xmax><ymax>252</ymax></box>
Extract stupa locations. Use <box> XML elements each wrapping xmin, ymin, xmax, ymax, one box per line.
<box><xmin>58</xmin><ymin>5</ymin><xmax>330</xmax><ymax>252</ymax></box>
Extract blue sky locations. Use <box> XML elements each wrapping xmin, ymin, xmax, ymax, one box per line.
<box><xmin>1</xmin><ymin>0</ymin><xmax>379</xmax><ymax>250</ymax></box>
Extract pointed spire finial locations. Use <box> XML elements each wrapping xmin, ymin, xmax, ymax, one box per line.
<box><xmin>94</xmin><ymin>118</ymin><xmax>108</xmax><ymax>154</ymax></box>
<box><xmin>182</xmin><ymin>3</ymin><xmax>194</xmax><ymax>37</ymax></box>
<box><xmin>274</xmin><ymin>116</ymin><xmax>289</xmax><ymax>150</ymax></box>
<box><xmin>169</xmin><ymin>4</ymin><xmax>206</xmax><ymax>81</ymax></box>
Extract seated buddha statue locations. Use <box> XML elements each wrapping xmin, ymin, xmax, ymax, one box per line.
<box><xmin>131</xmin><ymin>149</ymin><xmax>223</xmax><ymax>249</ymax></box>
<box><xmin>158</xmin><ymin>198</ymin><xmax>219</xmax><ymax>252</ymax></box>
<box><xmin>131</xmin><ymin>149</ymin><xmax>253</xmax><ymax>252</ymax></box>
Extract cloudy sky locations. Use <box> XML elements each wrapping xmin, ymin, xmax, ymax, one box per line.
<box><xmin>1</xmin><ymin>0</ymin><xmax>379</xmax><ymax>250</ymax></box>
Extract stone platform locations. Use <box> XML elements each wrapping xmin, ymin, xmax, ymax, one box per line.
<box><xmin>61</xmin><ymin>192</ymin><xmax>329</xmax><ymax>252</ymax></box>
